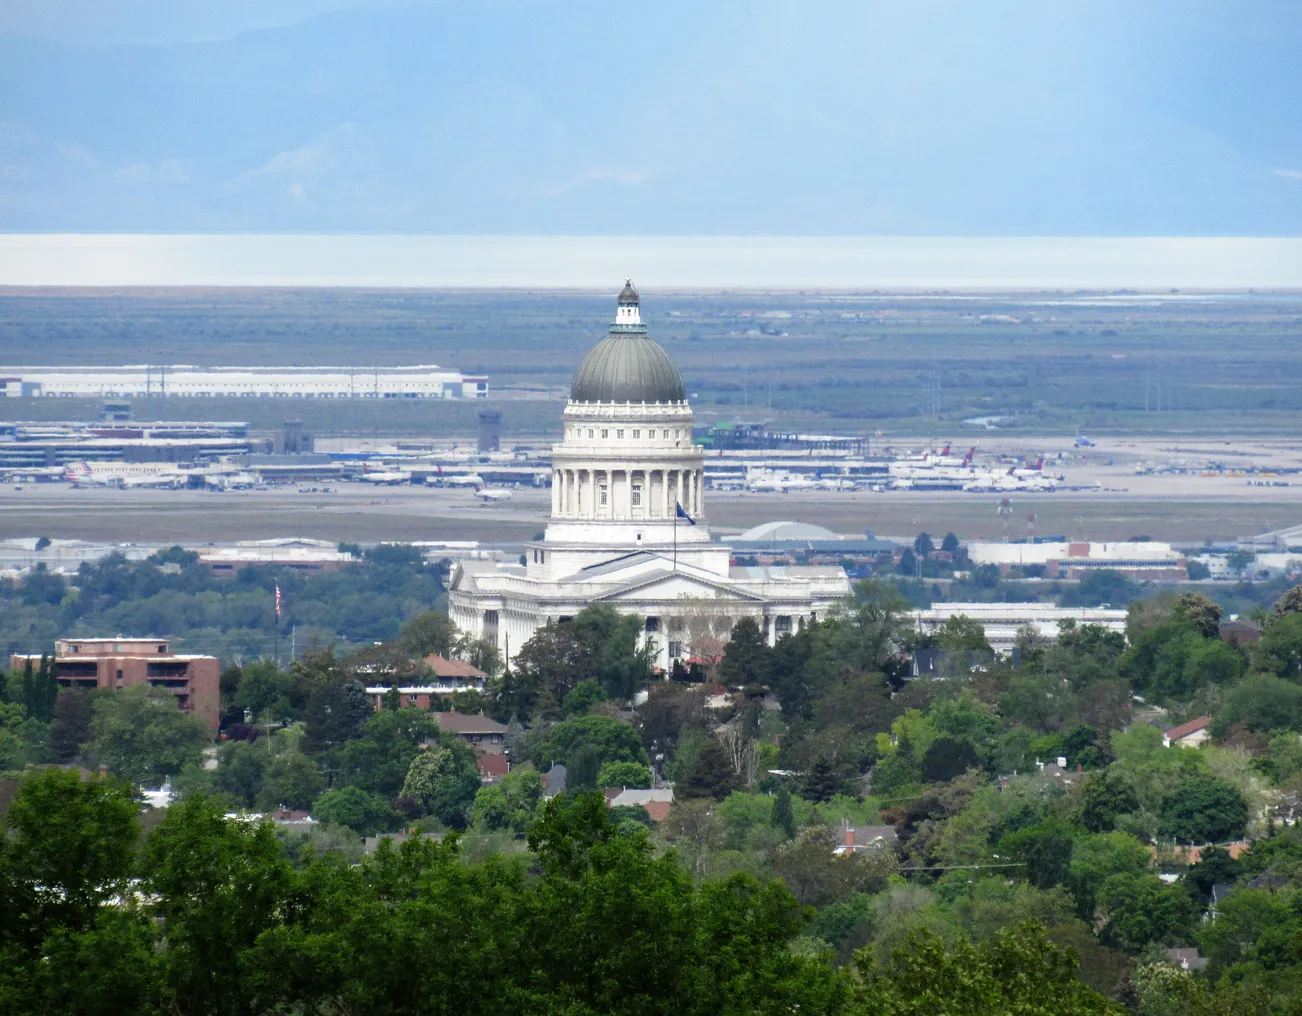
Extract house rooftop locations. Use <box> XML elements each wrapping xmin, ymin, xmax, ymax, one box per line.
<box><xmin>1164</xmin><ymin>715</ymin><xmax>1213</xmax><ymax>742</ymax></box>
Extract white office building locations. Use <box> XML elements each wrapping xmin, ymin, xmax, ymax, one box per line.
<box><xmin>1</xmin><ymin>365</ymin><xmax>488</xmax><ymax>399</ymax></box>
<box><xmin>447</xmin><ymin>280</ymin><xmax>850</xmax><ymax>671</ymax></box>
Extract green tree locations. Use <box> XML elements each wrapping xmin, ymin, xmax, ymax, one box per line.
<box><xmin>770</xmin><ymin>783</ymin><xmax>796</xmax><ymax>839</ymax></box>
<box><xmin>1066</xmin><ymin>830</ymin><xmax>1151</xmax><ymax>921</ymax></box>
<box><xmin>717</xmin><ymin>617</ymin><xmax>773</xmax><ymax>690</ymax></box>
<box><xmin>301</xmin><ymin>677</ymin><xmax>371</xmax><ymax>754</ymax></box>
<box><xmin>0</xmin><ymin>700</ymin><xmax>50</xmax><ymax>770</ymax></box>
<box><xmin>232</xmin><ymin>660</ymin><xmax>294</xmax><ymax>722</ymax></box>
<box><xmin>140</xmin><ymin>794</ymin><xmax>295</xmax><ymax>1016</ymax></box>
<box><xmin>213</xmin><ymin>739</ymin><xmax>269</xmax><ymax>807</ymax></box>
<box><xmin>921</xmin><ymin>736</ymin><xmax>979</xmax><ymax>783</ymax></box>
<box><xmin>800</xmin><ymin>755</ymin><xmax>841</xmax><ymax>803</ymax></box>
<box><xmin>1079</xmin><ymin>770</ymin><xmax>1141</xmax><ymax>833</ymax></box>
<box><xmin>850</xmin><ymin>923</ymin><xmax>1115</xmax><ymax>1015</ymax></box>
<box><xmin>598</xmin><ymin>760</ymin><xmax>652</xmax><ymax>788</ymax></box>
<box><xmin>312</xmin><ymin>785</ymin><xmax>401</xmax><ymax>835</ymax></box>
<box><xmin>562</xmin><ymin>678</ymin><xmax>608</xmax><ymax>715</ymax></box>
<box><xmin>470</xmin><ymin>766</ymin><xmax>544</xmax><ymax>834</ymax></box>
<box><xmin>1097</xmin><ymin>872</ymin><xmax>1199</xmax><ymax>952</ymax></box>
<box><xmin>1175</xmin><ymin>592</ymin><xmax>1223</xmax><ymax>639</ymax></box>
<box><xmin>677</xmin><ymin>736</ymin><xmax>740</xmax><ymax>801</ymax></box>
<box><xmin>1158</xmin><ymin>773</ymin><xmax>1248</xmax><ymax>844</ymax></box>
<box><xmin>400</xmin><ymin>740</ymin><xmax>481</xmax><ymax>829</ymax></box>
<box><xmin>1000</xmin><ymin>820</ymin><xmax>1076</xmax><ymax>890</ymax></box>
<box><xmin>531</xmin><ymin>714</ymin><xmax>649</xmax><ymax>770</ymax></box>
<box><xmin>0</xmin><ymin>769</ymin><xmax>139</xmax><ymax>946</ymax></box>
<box><xmin>255</xmin><ymin>752</ymin><xmax>325</xmax><ymax>811</ymax></box>
<box><xmin>568</xmin><ymin>744</ymin><xmax>600</xmax><ymax>792</ymax></box>
<box><xmin>400</xmin><ymin>610</ymin><xmax>458</xmax><ymax>657</ymax></box>
<box><xmin>1184</xmin><ymin>845</ymin><xmax>1241</xmax><ymax>906</ymax></box>
<box><xmin>1255</xmin><ymin>612</ymin><xmax>1302</xmax><ymax>679</ymax></box>
<box><xmin>1213</xmin><ymin>672</ymin><xmax>1302</xmax><ymax>734</ymax></box>
<box><xmin>339</xmin><ymin>707</ymin><xmax>439</xmax><ymax>796</ymax></box>
<box><xmin>84</xmin><ymin>685</ymin><xmax>210</xmax><ymax>786</ymax></box>
<box><xmin>49</xmin><ymin>688</ymin><xmax>94</xmax><ymax>763</ymax></box>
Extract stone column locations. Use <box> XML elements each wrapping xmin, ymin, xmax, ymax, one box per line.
<box><xmin>551</xmin><ymin>471</ymin><xmax>559</xmax><ymax>515</ymax></box>
<box><xmin>660</xmin><ymin>467</ymin><xmax>668</xmax><ymax>518</ymax></box>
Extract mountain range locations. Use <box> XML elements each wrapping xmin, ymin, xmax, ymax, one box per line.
<box><xmin>1</xmin><ymin>0</ymin><xmax>1299</xmax><ymax>234</ymax></box>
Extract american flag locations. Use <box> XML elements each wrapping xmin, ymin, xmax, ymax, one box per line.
<box><xmin>274</xmin><ymin>585</ymin><xmax>282</xmax><ymax>620</ymax></box>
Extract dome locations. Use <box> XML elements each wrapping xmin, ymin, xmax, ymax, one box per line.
<box><xmin>737</xmin><ymin>521</ymin><xmax>844</xmax><ymax>543</ymax></box>
<box><xmin>569</xmin><ymin>280</ymin><xmax>687</xmax><ymax>404</ymax></box>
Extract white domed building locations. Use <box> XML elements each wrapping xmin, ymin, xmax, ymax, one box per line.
<box><xmin>447</xmin><ymin>280</ymin><xmax>851</xmax><ymax>670</ymax></box>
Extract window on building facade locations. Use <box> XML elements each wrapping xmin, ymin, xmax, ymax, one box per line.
<box><xmin>645</xmin><ymin>616</ymin><xmax>660</xmax><ymax>632</ymax></box>
<box><xmin>617</xmin><ymin>429</ymin><xmax>624</xmax><ymax>439</ymax></box>
<box><xmin>631</xmin><ymin>483</ymin><xmax>643</xmax><ymax>507</ymax></box>
<box><xmin>668</xmin><ymin>640</ymin><xmax>684</xmax><ymax>658</ymax></box>
<box><xmin>632</xmin><ymin>429</ymin><xmax>640</xmax><ymax>438</ymax></box>
<box><xmin>776</xmin><ymin>616</ymin><xmax>792</xmax><ymax>633</ymax></box>
<box><xmin>601</xmin><ymin>429</ymin><xmax>608</xmax><ymax>439</ymax></box>
<box><xmin>599</xmin><ymin>482</ymin><xmax>608</xmax><ymax>506</ymax></box>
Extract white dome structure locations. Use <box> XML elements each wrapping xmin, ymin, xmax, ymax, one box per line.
<box><xmin>737</xmin><ymin>521</ymin><xmax>844</xmax><ymax>543</ymax></box>
<box><xmin>447</xmin><ymin>282</ymin><xmax>851</xmax><ymax>670</ymax></box>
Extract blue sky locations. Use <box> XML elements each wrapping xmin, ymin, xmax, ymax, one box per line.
<box><xmin>0</xmin><ymin>0</ymin><xmax>1298</xmax><ymax>234</ymax></box>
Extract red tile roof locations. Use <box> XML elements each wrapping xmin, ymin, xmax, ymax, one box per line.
<box><xmin>433</xmin><ymin>711</ymin><xmax>507</xmax><ymax>735</ymax></box>
<box><xmin>423</xmin><ymin>654</ymin><xmax>487</xmax><ymax>679</ymax></box>
<box><xmin>1165</xmin><ymin>715</ymin><xmax>1212</xmax><ymax>742</ymax></box>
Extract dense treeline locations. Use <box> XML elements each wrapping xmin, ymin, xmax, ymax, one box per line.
<box><xmin>0</xmin><ymin>769</ymin><xmax>1129</xmax><ymax>1016</ymax></box>
<box><xmin>12</xmin><ymin>548</ymin><xmax>1302</xmax><ymax>1009</ymax></box>
<box><xmin>0</xmin><ymin>543</ymin><xmax>449</xmax><ymax>659</ymax></box>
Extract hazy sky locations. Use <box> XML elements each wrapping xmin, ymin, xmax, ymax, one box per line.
<box><xmin>0</xmin><ymin>1</ymin><xmax>1298</xmax><ymax>234</ymax></box>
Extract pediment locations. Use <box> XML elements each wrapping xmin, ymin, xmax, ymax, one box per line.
<box><xmin>591</xmin><ymin>568</ymin><xmax>764</xmax><ymax>604</ymax></box>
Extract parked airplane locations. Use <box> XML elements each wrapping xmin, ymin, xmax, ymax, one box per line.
<box><xmin>359</xmin><ymin>469</ymin><xmax>412</xmax><ymax>485</ymax></box>
<box><xmin>63</xmin><ymin>461</ymin><xmax>190</xmax><ymax>488</ymax></box>
<box><xmin>474</xmin><ymin>486</ymin><xmax>512</xmax><ymax>502</ymax></box>
<box><xmin>431</xmin><ymin>473</ymin><xmax>486</xmax><ymax>488</ymax></box>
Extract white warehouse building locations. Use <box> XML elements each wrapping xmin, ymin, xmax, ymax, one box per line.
<box><xmin>447</xmin><ymin>280</ymin><xmax>851</xmax><ymax>671</ymax></box>
<box><xmin>913</xmin><ymin>602</ymin><xmax>1128</xmax><ymax>654</ymax></box>
<box><xmin>0</xmin><ymin>365</ymin><xmax>488</xmax><ymax>399</ymax></box>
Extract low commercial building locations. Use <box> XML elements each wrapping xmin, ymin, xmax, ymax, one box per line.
<box><xmin>10</xmin><ymin>637</ymin><xmax>220</xmax><ymax>730</ymax></box>
<box><xmin>911</xmin><ymin>602</ymin><xmax>1128</xmax><ymax>654</ymax></box>
<box><xmin>1</xmin><ymin>365</ymin><xmax>488</xmax><ymax>400</ymax></box>
<box><xmin>197</xmin><ymin>538</ymin><xmax>355</xmax><ymax>576</ymax></box>
<box><xmin>967</xmin><ymin>540</ymin><xmax>1186</xmax><ymax>580</ymax></box>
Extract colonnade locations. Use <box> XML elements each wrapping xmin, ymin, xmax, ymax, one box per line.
<box><xmin>551</xmin><ymin>466</ymin><xmax>703</xmax><ymax>520</ymax></box>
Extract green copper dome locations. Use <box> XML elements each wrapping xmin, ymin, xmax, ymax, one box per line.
<box><xmin>569</xmin><ymin>281</ymin><xmax>687</xmax><ymax>404</ymax></box>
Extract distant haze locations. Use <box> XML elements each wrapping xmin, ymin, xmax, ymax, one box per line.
<box><xmin>0</xmin><ymin>1</ymin><xmax>1300</xmax><ymax>235</ymax></box>
<box><xmin>3</xmin><ymin>236</ymin><xmax>1301</xmax><ymax>289</ymax></box>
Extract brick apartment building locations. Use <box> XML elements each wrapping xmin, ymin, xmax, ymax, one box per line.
<box><xmin>10</xmin><ymin>637</ymin><xmax>220</xmax><ymax>731</ymax></box>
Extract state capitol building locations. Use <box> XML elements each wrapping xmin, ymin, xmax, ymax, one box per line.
<box><xmin>448</xmin><ymin>280</ymin><xmax>851</xmax><ymax>670</ymax></box>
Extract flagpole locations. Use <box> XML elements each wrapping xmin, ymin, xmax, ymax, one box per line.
<box><xmin>673</xmin><ymin>502</ymin><xmax>678</xmax><ymax>571</ymax></box>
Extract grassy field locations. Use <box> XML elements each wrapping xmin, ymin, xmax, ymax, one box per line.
<box><xmin>2</xmin><ymin>287</ymin><xmax>1301</xmax><ymax>438</ymax></box>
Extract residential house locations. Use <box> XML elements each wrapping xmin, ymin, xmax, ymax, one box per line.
<box><xmin>834</xmin><ymin>823</ymin><xmax>899</xmax><ymax>855</ymax></box>
<box><xmin>608</xmin><ymin>787</ymin><xmax>674</xmax><ymax>822</ymax></box>
<box><xmin>1164</xmin><ymin>716</ymin><xmax>1213</xmax><ymax>748</ymax></box>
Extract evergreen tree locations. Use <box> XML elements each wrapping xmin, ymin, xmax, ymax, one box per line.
<box><xmin>568</xmin><ymin>745</ymin><xmax>601</xmax><ymax>793</ymax></box>
<box><xmin>676</xmin><ymin>737</ymin><xmax>740</xmax><ymax>801</ymax></box>
<box><xmin>801</xmin><ymin>756</ymin><xmax>840</xmax><ymax>803</ymax></box>
<box><xmin>770</xmin><ymin>783</ymin><xmax>796</xmax><ymax>839</ymax></box>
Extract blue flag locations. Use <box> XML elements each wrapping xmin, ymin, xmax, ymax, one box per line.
<box><xmin>675</xmin><ymin>502</ymin><xmax>696</xmax><ymax>525</ymax></box>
